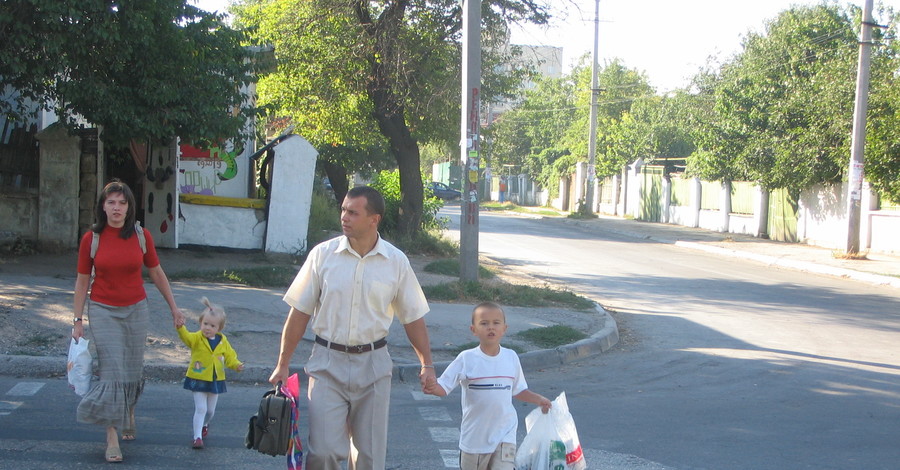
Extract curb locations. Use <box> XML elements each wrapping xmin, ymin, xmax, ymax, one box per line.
<box><xmin>395</xmin><ymin>304</ymin><xmax>618</xmax><ymax>383</ymax></box>
<box><xmin>0</xmin><ymin>306</ymin><xmax>620</xmax><ymax>385</ymax></box>
<box><xmin>673</xmin><ymin>241</ymin><xmax>900</xmax><ymax>289</ymax></box>
<box><xmin>555</xmin><ymin>216</ymin><xmax>900</xmax><ymax>289</ymax></box>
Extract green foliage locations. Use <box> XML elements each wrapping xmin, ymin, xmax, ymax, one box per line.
<box><xmin>689</xmin><ymin>4</ymin><xmax>860</xmax><ymax>188</ymax></box>
<box><xmin>236</xmin><ymin>0</ymin><xmax>550</xmax><ymax>234</ymax></box>
<box><xmin>306</xmin><ymin>190</ymin><xmax>341</xmax><ymax>250</ymax></box>
<box><xmin>169</xmin><ymin>266</ymin><xmax>298</xmax><ymax>288</ymax></box>
<box><xmin>1</xmin><ymin>0</ymin><xmax>256</xmax><ymax>146</ymax></box>
<box><xmin>385</xmin><ymin>227</ymin><xmax>459</xmax><ymax>257</ymax></box>
<box><xmin>488</xmin><ymin>56</ymin><xmax>655</xmax><ymax>187</ymax></box>
<box><xmin>425</xmin><ymin>259</ymin><xmax>495</xmax><ymax>278</ymax></box>
<box><xmin>514</xmin><ymin>325</ymin><xmax>587</xmax><ymax>349</ymax></box>
<box><xmin>422</xmin><ymin>280</ymin><xmax>594</xmax><ymax>310</ymax></box>
<box><xmin>371</xmin><ymin>169</ymin><xmax>444</xmax><ymax>234</ymax></box>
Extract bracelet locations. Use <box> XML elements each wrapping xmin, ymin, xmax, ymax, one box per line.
<box><xmin>73</xmin><ymin>317</ymin><xmax>83</xmax><ymax>323</ymax></box>
<box><xmin>421</xmin><ymin>364</ymin><xmax>434</xmax><ymax>369</ymax></box>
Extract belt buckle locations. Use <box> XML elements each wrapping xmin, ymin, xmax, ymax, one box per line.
<box><xmin>353</xmin><ymin>344</ymin><xmax>366</xmax><ymax>353</ymax></box>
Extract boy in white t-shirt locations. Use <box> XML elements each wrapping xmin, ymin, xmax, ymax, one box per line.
<box><xmin>425</xmin><ymin>301</ymin><xmax>552</xmax><ymax>470</ymax></box>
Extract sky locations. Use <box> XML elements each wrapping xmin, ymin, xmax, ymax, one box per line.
<box><xmin>192</xmin><ymin>0</ymin><xmax>900</xmax><ymax>92</ymax></box>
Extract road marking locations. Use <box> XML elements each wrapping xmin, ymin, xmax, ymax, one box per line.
<box><xmin>428</xmin><ymin>427</ymin><xmax>459</xmax><ymax>443</ymax></box>
<box><xmin>0</xmin><ymin>400</ymin><xmax>23</xmax><ymax>415</ymax></box>
<box><xmin>410</xmin><ymin>390</ymin><xmax>440</xmax><ymax>401</ymax></box>
<box><xmin>6</xmin><ymin>382</ymin><xmax>44</xmax><ymax>396</ymax></box>
<box><xmin>418</xmin><ymin>406</ymin><xmax>452</xmax><ymax>421</ymax></box>
<box><xmin>439</xmin><ymin>449</ymin><xmax>460</xmax><ymax>468</ymax></box>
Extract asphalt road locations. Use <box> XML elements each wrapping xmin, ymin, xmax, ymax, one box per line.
<box><xmin>442</xmin><ymin>206</ymin><xmax>900</xmax><ymax>470</ymax></box>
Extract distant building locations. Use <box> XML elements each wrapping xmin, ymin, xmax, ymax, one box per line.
<box><xmin>484</xmin><ymin>44</ymin><xmax>563</xmax><ymax>125</ymax></box>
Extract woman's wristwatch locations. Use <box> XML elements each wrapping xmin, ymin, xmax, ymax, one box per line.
<box><xmin>73</xmin><ymin>317</ymin><xmax>83</xmax><ymax>324</ymax></box>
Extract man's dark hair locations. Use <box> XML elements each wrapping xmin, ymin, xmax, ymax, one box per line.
<box><xmin>347</xmin><ymin>186</ymin><xmax>386</xmax><ymax>218</ymax></box>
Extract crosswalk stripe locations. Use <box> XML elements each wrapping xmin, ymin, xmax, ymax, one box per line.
<box><xmin>418</xmin><ymin>406</ymin><xmax>452</xmax><ymax>421</ymax></box>
<box><xmin>428</xmin><ymin>427</ymin><xmax>459</xmax><ymax>443</ymax></box>
<box><xmin>439</xmin><ymin>449</ymin><xmax>460</xmax><ymax>468</ymax></box>
<box><xmin>410</xmin><ymin>390</ymin><xmax>440</xmax><ymax>401</ymax></box>
<box><xmin>5</xmin><ymin>382</ymin><xmax>44</xmax><ymax>396</ymax></box>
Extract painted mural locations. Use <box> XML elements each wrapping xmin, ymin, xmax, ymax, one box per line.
<box><xmin>178</xmin><ymin>140</ymin><xmax>248</xmax><ymax>198</ymax></box>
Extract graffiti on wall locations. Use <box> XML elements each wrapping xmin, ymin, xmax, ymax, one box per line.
<box><xmin>179</xmin><ymin>142</ymin><xmax>244</xmax><ymax>196</ymax></box>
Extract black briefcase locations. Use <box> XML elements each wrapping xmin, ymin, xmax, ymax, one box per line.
<box><xmin>245</xmin><ymin>385</ymin><xmax>292</xmax><ymax>456</ymax></box>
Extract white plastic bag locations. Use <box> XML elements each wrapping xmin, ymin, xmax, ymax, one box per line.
<box><xmin>516</xmin><ymin>391</ymin><xmax>586</xmax><ymax>470</ymax></box>
<box><xmin>67</xmin><ymin>336</ymin><xmax>92</xmax><ymax>396</ymax></box>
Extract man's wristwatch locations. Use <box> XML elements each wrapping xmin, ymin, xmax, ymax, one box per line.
<box><xmin>74</xmin><ymin>317</ymin><xmax>83</xmax><ymax>324</ymax></box>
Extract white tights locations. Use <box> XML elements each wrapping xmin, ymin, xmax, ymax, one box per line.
<box><xmin>192</xmin><ymin>392</ymin><xmax>219</xmax><ymax>439</ymax></box>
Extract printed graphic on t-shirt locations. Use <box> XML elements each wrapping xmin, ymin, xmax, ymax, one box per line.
<box><xmin>467</xmin><ymin>376</ymin><xmax>514</xmax><ymax>391</ymax></box>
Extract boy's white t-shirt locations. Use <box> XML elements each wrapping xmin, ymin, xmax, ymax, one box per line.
<box><xmin>436</xmin><ymin>346</ymin><xmax>528</xmax><ymax>454</ymax></box>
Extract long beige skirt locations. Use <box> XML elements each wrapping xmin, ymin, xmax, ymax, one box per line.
<box><xmin>76</xmin><ymin>299</ymin><xmax>148</xmax><ymax>428</ymax></box>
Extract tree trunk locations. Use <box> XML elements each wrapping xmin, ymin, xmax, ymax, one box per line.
<box><xmin>321</xmin><ymin>160</ymin><xmax>349</xmax><ymax>205</ymax></box>
<box><xmin>354</xmin><ymin>0</ymin><xmax>423</xmax><ymax>236</ymax></box>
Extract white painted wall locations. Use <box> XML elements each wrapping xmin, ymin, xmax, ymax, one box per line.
<box><xmin>177</xmin><ymin>203</ymin><xmax>265</xmax><ymax>249</ymax></box>
<box><xmin>265</xmin><ymin>135</ymin><xmax>318</xmax><ymax>254</ymax></box>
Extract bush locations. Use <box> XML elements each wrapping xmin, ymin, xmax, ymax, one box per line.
<box><xmin>306</xmin><ymin>189</ymin><xmax>341</xmax><ymax>250</ymax></box>
<box><xmin>370</xmin><ymin>169</ymin><xmax>445</xmax><ymax>234</ymax></box>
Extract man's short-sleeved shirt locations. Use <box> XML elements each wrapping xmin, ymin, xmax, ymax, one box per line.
<box><xmin>283</xmin><ymin>235</ymin><xmax>429</xmax><ymax>345</ymax></box>
<box><xmin>437</xmin><ymin>346</ymin><xmax>528</xmax><ymax>454</ymax></box>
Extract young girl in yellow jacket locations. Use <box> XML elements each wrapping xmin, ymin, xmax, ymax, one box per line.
<box><xmin>177</xmin><ymin>297</ymin><xmax>243</xmax><ymax>449</ymax></box>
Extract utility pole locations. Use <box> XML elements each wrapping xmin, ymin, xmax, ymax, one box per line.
<box><xmin>584</xmin><ymin>0</ymin><xmax>600</xmax><ymax>215</ymax></box>
<box><xmin>846</xmin><ymin>0</ymin><xmax>874</xmax><ymax>254</ymax></box>
<box><xmin>459</xmin><ymin>0</ymin><xmax>481</xmax><ymax>281</ymax></box>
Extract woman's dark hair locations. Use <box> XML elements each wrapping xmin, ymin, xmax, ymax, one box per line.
<box><xmin>93</xmin><ymin>179</ymin><xmax>138</xmax><ymax>239</ymax></box>
<box><xmin>347</xmin><ymin>186</ymin><xmax>386</xmax><ymax>219</ymax></box>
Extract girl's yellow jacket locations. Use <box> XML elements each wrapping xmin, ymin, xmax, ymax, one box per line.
<box><xmin>177</xmin><ymin>325</ymin><xmax>242</xmax><ymax>381</ymax></box>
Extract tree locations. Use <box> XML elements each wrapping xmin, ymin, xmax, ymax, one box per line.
<box><xmin>236</xmin><ymin>0</ymin><xmax>549</xmax><ymax>235</ymax></box>
<box><xmin>1</xmin><ymin>0</ymin><xmax>256</xmax><ymax>146</ymax></box>
<box><xmin>689</xmin><ymin>4</ymin><xmax>860</xmax><ymax>189</ymax></box>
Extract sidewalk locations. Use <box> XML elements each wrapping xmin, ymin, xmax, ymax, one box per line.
<box><xmin>2</xmin><ymin>213</ymin><xmax>897</xmax><ymax>384</ymax></box>
<box><xmin>550</xmin><ymin>213</ymin><xmax>900</xmax><ymax>289</ymax></box>
<box><xmin>0</xmin><ymin>247</ymin><xmax>617</xmax><ymax>384</ymax></box>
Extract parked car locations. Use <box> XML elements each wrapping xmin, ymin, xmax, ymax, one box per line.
<box><xmin>428</xmin><ymin>181</ymin><xmax>461</xmax><ymax>200</ymax></box>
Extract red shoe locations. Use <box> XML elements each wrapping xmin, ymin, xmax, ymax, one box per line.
<box><xmin>192</xmin><ymin>438</ymin><xmax>204</xmax><ymax>449</ymax></box>
<box><xmin>201</xmin><ymin>425</ymin><xmax>208</xmax><ymax>438</ymax></box>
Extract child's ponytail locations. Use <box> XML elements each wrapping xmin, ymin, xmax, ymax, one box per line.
<box><xmin>198</xmin><ymin>296</ymin><xmax>227</xmax><ymax>330</ymax></box>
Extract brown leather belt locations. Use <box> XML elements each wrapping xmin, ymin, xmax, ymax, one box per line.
<box><xmin>315</xmin><ymin>335</ymin><xmax>387</xmax><ymax>354</ymax></box>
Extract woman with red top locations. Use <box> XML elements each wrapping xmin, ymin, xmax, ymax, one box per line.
<box><xmin>71</xmin><ymin>179</ymin><xmax>185</xmax><ymax>463</ymax></box>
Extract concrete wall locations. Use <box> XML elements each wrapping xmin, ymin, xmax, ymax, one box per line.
<box><xmin>797</xmin><ymin>183</ymin><xmax>849</xmax><ymax>249</ymax></box>
<box><xmin>869</xmin><ymin>211</ymin><xmax>900</xmax><ymax>254</ymax></box>
<box><xmin>35</xmin><ymin>124</ymin><xmax>80</xmax><ymax>252</ymax></box>
<box><xmin>177</xmin><ymin>199</ymin><xmax>265</xmax><ymax>250</ymax></box>
<box><xmin>0</xmin><ymin>193</ymin><xmax>38</xmax><ymax>242</ymax></box>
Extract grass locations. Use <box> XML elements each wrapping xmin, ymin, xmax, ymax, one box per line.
<box><xmin>19</xmin><ymin>332</ymin><xmax>61</xmax><ymax>348</ymax></box>
<box><xmin>422</xmin><ymin>280</ymin><xmax>594</xmax><ymax>310</ymax></box>
<box><xmin>167</xmin><ymin>260</ymin><xmax>595</xmax><ymax>310</ymax></box>
<box><xmin>514</xmin><ymin>325</ymin><xmax>588</xmax><ymax>349</ymax></box>
<box><xmin>169</xmin><ymin>266</ymin><xmax>298</xmax><ymax>288</ymax></box>
<box><xmin>424</xmin><ymin>259</ymin><xmax>495</xmax><ymax>278</ymax></box>
<box><xmin>385</xmin><ymin>227</ymin><xmax>459</xmax><ymax>257</ymax></box>
<box><xmin>480</xmin><ymin>201</ymin><xmax>564</xmax><ymax>217</ymax></box>
<box><xmin>832</xmin><ymin>250</ymin><xmax>869</xmax><ymax>260</ymax></box>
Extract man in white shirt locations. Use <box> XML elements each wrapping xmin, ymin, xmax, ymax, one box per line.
<box><xmin>269</xmin><ymin>186</ymin><xmax>435</xmax><ymax>470</ymax></box>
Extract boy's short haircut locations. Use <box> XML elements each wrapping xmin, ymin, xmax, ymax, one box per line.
<box><xmin>471</xmin><ymin>301</ymin><xmax>505</xmax><ymax>324</ymax></box>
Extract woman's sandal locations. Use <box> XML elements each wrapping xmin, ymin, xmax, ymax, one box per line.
<box><xmin>105</xmin><ymin>446</ymin><xmax>123</xmax><ymax>463</ymax></box>
<box><xmin>122</xmin><ymin>413</ymin><xmax>136</xmax><ymax>441</ymax></box>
